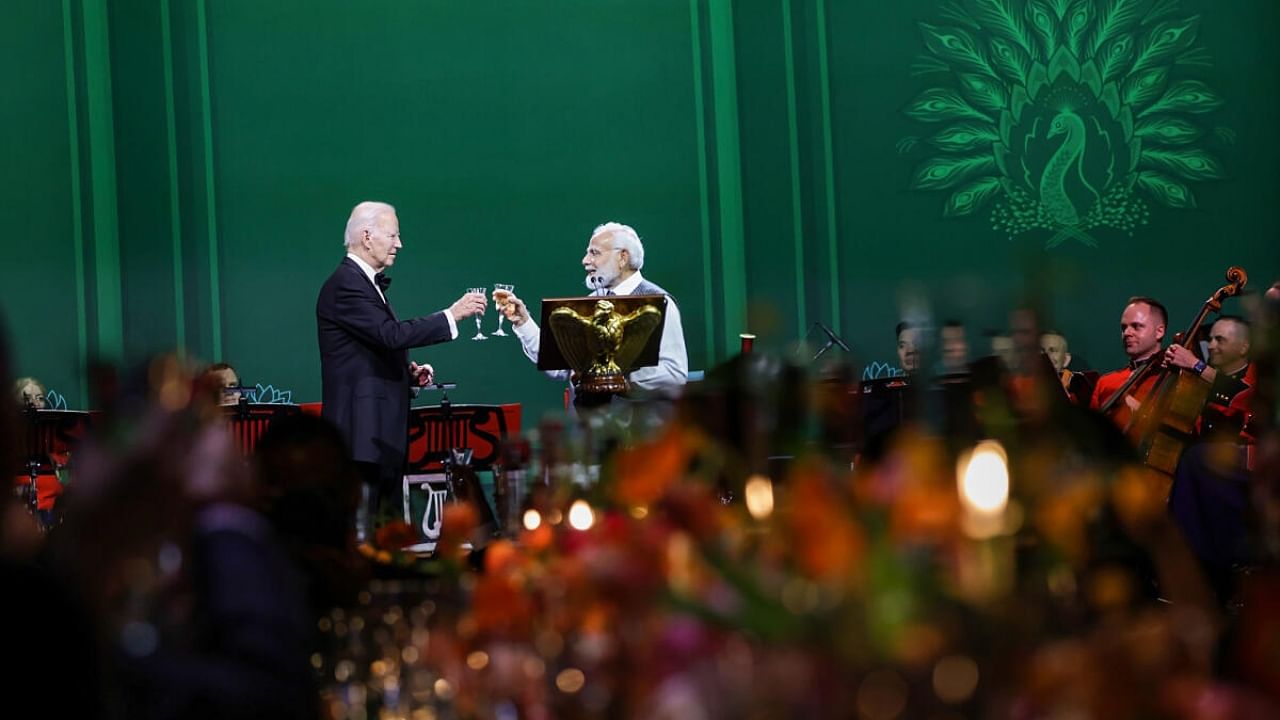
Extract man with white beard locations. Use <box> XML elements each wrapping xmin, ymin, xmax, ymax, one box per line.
<box><xmin>498</xmin><ymin>222</ymin><xmax>688</xmax><ymax>397</ymax></box>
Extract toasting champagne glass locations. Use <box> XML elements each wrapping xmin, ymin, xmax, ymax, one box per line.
<box><xmin>492</xmin><ymin>284</ymin><xmax>514</xmax><ymax>336</ymax></box>
<box><xmin>467</xmin><ymin>287</ymin><xmax>487</xmax><ymax>340</ymax></box>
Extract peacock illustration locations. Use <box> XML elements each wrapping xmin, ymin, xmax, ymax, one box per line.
<box><xmin>899</xmin><ymin>0</ymin><xmax>1228</xmax><ymax>247</ymax></box>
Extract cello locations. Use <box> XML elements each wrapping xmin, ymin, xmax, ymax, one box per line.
<box><xmin>1099</xmin><ymin>266</ymin><xmax>1248</xmax><ymax>477</ymax></box>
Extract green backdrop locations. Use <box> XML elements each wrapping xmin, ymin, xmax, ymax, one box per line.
<box><xmin>3</xmin><ymin>0</ymin><xmax>1277</xmax><ymax>423</ymax></box>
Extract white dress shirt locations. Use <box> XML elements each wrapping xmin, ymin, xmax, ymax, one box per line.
<box><xmin>511</xmin><ymin>271</ymin><xmax>689</xmax><ymax>395</ymax></box>
<box><xmin>346</xmin><ymin>252</ymin><xmax>458</xmax><ymax>339</ymax></box>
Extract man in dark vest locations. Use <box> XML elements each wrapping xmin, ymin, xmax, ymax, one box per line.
<box><xmin>316</xmin><ymin>201</ymin><xmax>486</xmax><ymax>532</ymax></box>
<box><xmin>497</xmin><ymin>222</ymin><xmax>689</xmax><ymax>398</ymax></box>
<box><xmin>1163</xmin><ymin>314</ymin><xmax>1258</xmax><ymax>600</ymax></box>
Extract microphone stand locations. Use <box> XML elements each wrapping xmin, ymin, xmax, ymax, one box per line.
<box><xmin>419</xmin><ymin>383</ymin><xmax>459</xmax><ymax>495</ymax></box>
<box><xmin>810</xmin><ymin>322</ymin><xmax>851</xmax><ymax>362</ymax></box>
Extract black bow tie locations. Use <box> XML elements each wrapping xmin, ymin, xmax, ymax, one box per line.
<box><xmin>374</xmin><ymin>272</ymin><xmax>392</xmax><ymax>291</ymax></box>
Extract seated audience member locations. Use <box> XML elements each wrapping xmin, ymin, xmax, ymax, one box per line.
<box><xmin>939</xmin><ymin>319</ymin><xmax>969</xmax><ymax>376</ymax></box>
<box><xmin>253</xmin><ymin>414</ymin><xmax>367</xmax><ymax>616</ymax></box>
<box><xmin>896</xmin><ymin>321</ymin><xmax>921</xmax><ymax>375</ymax></box>
<box><xmin>55</xmin><ymin>358</ymin><xmax>317</xmax><ymax>720</ymax></box>
<box><xmin>202</xmin><ymin>363</ymin><xmax>242</xmax><ymax>405</ymax></box>
<box><xmin>13</xmin><ymin>376</ymin><xmax>46</xmax><ymax>409</ymax></box>
<box><xmin>986</xmin><ymin>329</ymin><xmax>1015</xmax><ymax>371</ymax></box>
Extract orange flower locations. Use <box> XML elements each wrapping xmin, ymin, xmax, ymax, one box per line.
<box><xmin>1036</xmin><ymin>480</ymin><xmax>1104</xmax><ymax>565</ymax></box>
<box><xmin>471</xmin><ymin>572</ymin><xmax>534</xmax><ymax>638</ymax></box>
<box><xmin>613</xmin><ymin>423</ymin><xmax>697</xmax><ymax>508</ymax></box>
<box><xmin>889</xmin><ymin>482</ymin><xmax>960</xmax><ymax>545</ymax></box>
<box><xmin>785</xmin><ymin>462</ymin><xmax>864</xmax><ymax>583</ymax></box>
<box><xmin>484</xmin><ymin>538</ymin><xmax>522</xmax><ymax>575</ymax></box>
<box><xmin>520</xmin><ymin>522</ymin><xmax>554</xmax><ymax>552</ymax></box>
<box><xmin>1110</xmin><ymin>465</ymin><xmax>1170</xmax><ymax>536</ymax></box>
<box><xmin>438</xmin><ymin>502</ymin><xmax>480</xmax><ymax>557</ymax></box>
<box><xmin>658</xmin><ymin>482</ymin><xmax>724</xmax><ymax>542</ymax></box>
<box><xmin>373</xmin><ymin>519</ymin><xmax>419</xmax><ymax>551</ymax></box>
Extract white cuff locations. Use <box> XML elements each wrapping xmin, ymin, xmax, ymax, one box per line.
<box><xmin>513</xmin><ymin>318</ymin><xmax>539</xmax><ymax>342</ymax></box>
<box><xmin>444</xmin><ymin>309</ymin><xmax>459</xmax><ymax>340</ymax></box>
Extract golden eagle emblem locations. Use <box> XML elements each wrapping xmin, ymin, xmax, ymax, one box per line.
<box><xmin>549</xmin><ymin>299</ymin><xmax>663</xmax><ymax>396</ymax></box>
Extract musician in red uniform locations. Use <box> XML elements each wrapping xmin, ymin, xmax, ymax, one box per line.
<box><xmin>1164</xmin><ymin>314</ymin><xmax>1257</xmax><ymax>601</ymax></box>
<box><xmin>1090</xmin><ymin>296</ymin><xmax>1168</xmax><ymax>427</ymax></box>
<box><xmin>1040</xmin><ymin>329</ymin><xmax>1094</xmax><ymax>406</ymax></box>
<box><xmin>1163</xmin><ymin>314</ymin><xmax>1255</xmax><ymax>439</ymax></box>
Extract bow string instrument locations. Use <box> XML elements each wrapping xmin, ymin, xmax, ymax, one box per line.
<box><xmin>1099</xmin><ymin>266</ymin><xmax>1248</xmax><ymax>476</ymax></box>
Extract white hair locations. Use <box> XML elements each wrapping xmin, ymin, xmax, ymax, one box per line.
<box><xmin>343</xmin><ymin>201</ymin><xmax>396</xmax><ymax>249</ymax></box>
<box><xmin>592</xmin><ymin>222</ymin><xmax>644</xmax><ymax>270</ymax></box>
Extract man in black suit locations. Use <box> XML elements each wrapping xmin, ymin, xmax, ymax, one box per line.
<box><xmin>316</xmin><ymin>201</ymin><xmax>485</xmax><ymax>530</ymax></box>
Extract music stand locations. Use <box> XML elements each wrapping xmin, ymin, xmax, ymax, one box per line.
<box><xmin>403</xmin><ymin>389</ymin><xmax>512</xmax><ymax>551</ymax></box>
<box><xmin>18</xmin><ymin>409</ymin><xmax>93</xmax><ymax>524</ymax></box>
<box><xmin>859</xmin><ymin>375</ymin><xmax>913</xmax><ymax>456</ymax></box>
<box><xmin>221</xmin><ymin>401</ymin><xmax>301</xmax><ymax>455</ymax></box>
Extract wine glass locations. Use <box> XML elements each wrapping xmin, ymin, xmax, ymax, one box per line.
<box><xmin>467</xmin><ymin>287</ymin><xmax>487</xmax><ymax>340</ymax></box>
<box><xmin>492</xmin><ymin>283</ymin><xmax>514</xmax><ymax>336</ymax></box>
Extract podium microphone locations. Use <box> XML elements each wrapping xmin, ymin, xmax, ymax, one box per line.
<box><xmin>811</xmin><ymin>322</ymin><xmax>851</xmax><ymax>361</ymax></box>
<box><xmin>411</xmin><ymin>382</ymin><xmax>457</xmax><ymax>400</ymax></box>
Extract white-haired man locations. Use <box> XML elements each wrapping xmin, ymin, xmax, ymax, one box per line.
<box><xmin>316</xmin><ymin>201</ymin><xmax>486</xmax><ymax>525</ymax></box>
<box><xmin>499</xmin><ymin>222</ymin><xmax>688</xmax><ymax>397</ymax></box>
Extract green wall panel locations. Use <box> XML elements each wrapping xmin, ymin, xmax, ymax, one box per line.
<box><xmin>2</xmin><ymin>0</ymin><xmax>1277</xmax><ymax>421</ymax></box>
<box><xmin>201</xmin><ymin>0</ymin><xmax>707</xmax><ymax>422</ymax></box>
<box><xmin>820</xmin><ymin>0</ymin><xmax>1280</xmax><ymax>370</ymax></box>
<box><xmin>1</xmin><ymin>1</ymin><xmax>87</xmax><ymax>405</ymax></box>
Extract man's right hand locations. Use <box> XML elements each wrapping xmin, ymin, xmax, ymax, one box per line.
<box><xmin>449</xmin><ymin>291</ymin><xmax>488</xmax><ymax>320</ymax></box>
<box><xmin>496</xmin><ymin>292</ymin><xmax>531</xmax><ymax>327</ymax></box>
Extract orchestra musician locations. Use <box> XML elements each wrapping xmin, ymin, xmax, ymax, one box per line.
<box><xmin>1040</xmin><ymin>330</ymin><xmax>1094</xmax><ymax>405</ymax></box>
<box><xmin>1090</xmin><ymin>296</ymin><xmax>1168</xmax><ymax>426</ymax></box>
<box><xmin>1164</xmin><ymin>315</ymin><xmax>1257</xmax><ymax>600</ymax></box>
<box><xmin>1162</xmin><ymin>315</ymin><xmax>1255</xmax><ymax>438</ymax></box>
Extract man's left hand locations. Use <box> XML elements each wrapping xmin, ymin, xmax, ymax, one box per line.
<box><xmin>409</xmin><ymin>361</ymin><xmax>434</xmax><ymax>387</ymax></box>
<box><xmin>1164</xmin><ymin>344</ymin><xmax>1199</xmax><ymax>371</ymax></box>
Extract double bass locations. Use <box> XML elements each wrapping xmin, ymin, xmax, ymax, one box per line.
<box><xmin>1099</xmin><ymin>266</ymin><xmax>1248</xmax><ymax>476</ymax></box>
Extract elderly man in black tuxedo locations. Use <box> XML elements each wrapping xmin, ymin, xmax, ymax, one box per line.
<box><xmin>316</xmin><ymin>201</ymin><xmax>486</xmax><ymax>532</ymax></box>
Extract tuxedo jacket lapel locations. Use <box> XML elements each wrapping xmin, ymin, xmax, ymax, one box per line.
<box><xmin>342</xmin><ymin>257</ymin><xmax>398</xmax><ymax>320</ymax></box>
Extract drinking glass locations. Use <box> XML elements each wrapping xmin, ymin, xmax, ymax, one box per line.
<box><xmin>467</xmin><ymin>287</ymin><xmax>487</xmax><ymax>340</ymax></box>
<box><xmin>492</xmin><ymin>284</ymin><xmax>514</xmax><ymax>336</ymax></box>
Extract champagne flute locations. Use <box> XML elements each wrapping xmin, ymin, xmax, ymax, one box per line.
<box><xmin>492</xmin><ymin>283</ymin><xmax>514</xmax><ymax>336</ymax></box>
<box><xmin>467</xmin><ymin>287</ymin><xmax>487</xmax><ymax>340</ymax></box>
